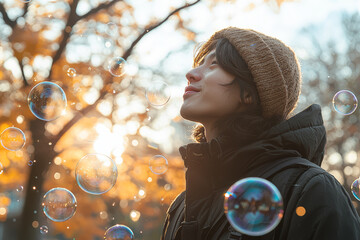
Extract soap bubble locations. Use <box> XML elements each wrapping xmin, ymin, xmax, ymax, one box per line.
<box><xmin>108</xmin><ymin>57</ymin><xmax>127</xmax><ymax>77</ymax></box>
<box><xmin>332</xmin><ymin>90</ymin><xmax>358</xmax><ymax>115</ymax></box>
<box><xmin>16</xmin><ymin>186</ymin><xmax>24</xmax><ymax>192</ymax></box>
<box><xmin>145</xmin><ymin>81</ymin><xmax>171</xmax><ymax>107</ymax></box>
<box><xmin>40</xmin><ymin>225</ymin><xmax>48</xmax><ymax>234</ymax></box>
<box><xmin>149</xmin><ymin>155</ymin><xmax>168</xmax><ymax>175</ymax></box>
<box><xmin>104</xmin><ymin>224</ymin><xmax>134</xmax><ymax>240</ymax></box>
<box><xmin>106</xmin><ymin>22</ymin><xmax>118</xmax><ymax>36</ymax></box>
<box><xmin>42</xmin><ymin>188</ymin><xmax>77</xmax><ymax>222</ymax></box>
<box><xmin>28</xmin><ymin>82</ymin><xmax>67</xmax><ymax>121</ymax></box>
<box><xmin>351</xmin><ymin>178</ymin><xmax>360</xmax><ymax>201</ymax></box>
<box><xmin>67</xmin><ymin>68</ymin><xmax>76</xmax><ymax>77</ymax></box>
<box><xmin>0</xmin><ymin>127</ymin><xmax>26</xmax><ymax>151</ymax></box>
<box><xmin>75</xmin><ymin>154</ymin><xmax>118</xmax><ymax>195</ymax></box>
<box><xmin>224</xmin><ymin>177</ymin><xmax>283</xmax><ymax>236</ymax></box>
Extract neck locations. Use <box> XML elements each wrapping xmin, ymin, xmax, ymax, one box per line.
<box><xmin>203</xmin><ymin>122</ymin><xmax>218</xmax><ymax>142</ymax></box>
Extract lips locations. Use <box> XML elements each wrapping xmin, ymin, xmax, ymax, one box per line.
<box><xmin>183</xmin><ymin>85</ymin><xmax>200</xmax><ymax>98</ymax></box>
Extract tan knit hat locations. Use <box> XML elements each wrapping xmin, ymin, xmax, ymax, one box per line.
<box><xmin>200</xmin><ymin>27</ymin><xmax>302</xmax><ymax>120</ymax></box>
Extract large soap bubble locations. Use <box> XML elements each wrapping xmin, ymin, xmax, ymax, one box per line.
<box><xmin>28</xmin><ymin>81</ymin><xmax>67</xmax><ymax>121</ymax></box>
<box><xmin>0</xmin><ymin>127</ymin><xmax>26</xmax><ymax>151</ymax></box>
<box><xmin>75</xmin><ymin>154</ymin><xmax>118</xmax><ymax>195</ymax></box>
<box><xmin>332</xmin><ymin>90</ymin><xmax>358</xmax><ymax>115</ymax></box>
<box><xmin>104</xmin><ymin>224</ymin><xmax>134</xmax><ymax>240</ymax></box>
<box><xmin>149</xmin><ymin>155</ymin><xmax>168</xmax><ymax>175</ymax></box>
<box><xmin>351</xmin><ymin>178</ymin><xmax>360</xmax><ymax>201</ymax></box>
<box><xmin>224</xmin><ymin>177</ymin><xmax>283</xmax><ymax>236</ymax></box>
<box><xmin>42</xmin><ymin>188</ymin><xmax>77</xmax><ymax>222</ymax></box>
<box><xmin>108</xmin><ymin>57</ymin><xmax>127</xmax><ymax>77</ymax></box>
<box><xmin>145</xmin><ymin>81</ymin><xmax>171</xmax><ymax>107</ymax></box>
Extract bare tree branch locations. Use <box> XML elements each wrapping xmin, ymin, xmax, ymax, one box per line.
<box><xmin>18</xmin><ymin>58</ymin><xmax>29</xmax><ymax>86</ymax></box>
<box><xmin>123</xmin><ymin>0</ymin><xmax>201</xmax><ymax>60</ymax></box>
<box><xmin>0</xmin><ymin>2</ymin><xmax>16</xmax><ymax>28</ymax></box>
<box><xmin>74</xmin><ymin>0</ymin><xmax>121</xmax><ymax>22</ymax></box>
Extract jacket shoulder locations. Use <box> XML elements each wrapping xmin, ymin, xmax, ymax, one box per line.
<box><xmin>167</xmin><ymin>191</ymin><xmax>186</xmax><ymax>214</ymax></box>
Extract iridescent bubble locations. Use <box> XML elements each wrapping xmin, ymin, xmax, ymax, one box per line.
<box><xmin>28</xmin><ymin>160</ymin><xmax>33</xmax><ymax>166</ymax></box>
<box><xmin>67</xmin><ymin>68</ymin><xmax>76</xmax><ymax>77</ymax></box>
<box><xmin>42</xmin><ymin>188</ymin><xmax>77</xmax><ymax>222</ymax></box>
<box><xmin>0</xmin><ymin>127</ymin><xmax>26</xmax><ymax>151</ymax></box>
<box><xmin>145</xmin><ymin>81</ymin><xmax>171</xmax><ymax>107</ymax></box>
<box><xmin>108</xmin><ymin>57</ymin><xmax>127</xmax><ymax>77</ymax></box>
<box><xmin>351</xmin><ymin>178</ymin><xmax>360</xmax><ymax>201</ymax></box>
<box><xmin>104</xmin><ymin>224</ymin><xmax>134</xmax><ymax>240</ymax></box>
<box><xmin>40</xmin><ymin>225</ymin><xmax>48</xmax><ymax>234</ymax></box>
<box><xmin>224</xmin><ymin>177</ymin><xmax>284</xmax><ymax>236</ymax></box>
<box><xmin>75</xmin><ymin>154</ymin><xmax>118</xmax><ymax>195</ymax></box>
<box><xmin>332</xmin><ymin>90</ymin><xmax>358</xmax><ymax>115</ymax></box>
<box><xmin>28</xmin><ymin>82</ymin><xmax>67</xmax><ymax>121</ymax></box>
<box><xmin>149</xmin><ymin>155</ymin><xmax>168</xmax><ymax>175</ymax></box>
<box><xmin>106</xmin><ymin>22</ymin><xmax>118</xmax><ymax>36</ymax></box>
<box><xmin>16</xmin><ymin>186</ymin><xmax>24</xmax><ymax>192</ymax></box>
<box><xmin>0</xmin><ymin>162</ymin><xmax>3</xmax><ymax>174</ymax></box>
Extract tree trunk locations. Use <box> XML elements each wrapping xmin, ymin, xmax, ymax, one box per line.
<box><xmin>18</xmin><ymin>119</ymin><xmax>55</xmax><ymax>240</ymax></box>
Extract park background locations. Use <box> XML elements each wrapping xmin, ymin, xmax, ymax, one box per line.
<box><xmin>0</xmin><ymin>0</ymin><xmax>360</xmax><ymax>239</ymax></box>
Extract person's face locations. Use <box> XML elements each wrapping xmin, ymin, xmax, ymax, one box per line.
<box><xmin>180</xmin><ymin>49</ymin><xmax>245</xmax><ymax>124</ymax></box>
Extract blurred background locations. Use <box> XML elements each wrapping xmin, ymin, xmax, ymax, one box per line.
<box><xmin>0</xmin><ymin>0</ymin><xmax>360</xmax><ymax>239</ymax></box>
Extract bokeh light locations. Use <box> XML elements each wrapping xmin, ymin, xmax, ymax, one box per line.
<box><xmin>224</xmin><ymin>177</ymin><xmax>283</xmax><ymax>236</ymax></box>
<box><xmin>145</xmin><ymin>81</ymin><xmax>171</xmax><ymax>107</ymax></box>
<box><xmin>104</xmin><ymin>224</ymin><xmax>134</xmax><ymax>240</ymax></box>
<box><xmin>75</xmin><ymin>154</ymin><xmax>118</xmax><ymax>195</ymax></box>
<box><xmin>149</xmin><ymin>155</ymin><xmax>168</xmax><ymax>175</ymax></box>
<box><xmin>108</xmin><ymin>57</ymin><xmax>127</xmax><ymax>77</ymax></box>
<box><xmin>351</xmin><ymin>178</ymin><xmax>360</xmax><ymax>201</ymax></box>
<box><xmin>0</xmin><ymin>127</ymin><xmax>26</xmax><ymax>151</ymax></box>
<box><xmin>295</xmin><ymin>206</ymin><xmax>306</xmax><ymax>216</ymax></box>
<box><xmin>332</xmin><ymin>90</ymin><xmax>358</xmax><ymax>115</ymax></box>
<box><xmin>28</xmin><ymin>81</ymin><xmax>67</xmax><ymax>121</ymax></box>
<box><xmin>42</xmin><ymin>188</ymin><xmax>77</xmax><ymax>222</ymax></box>
<box><xmin>67</xmin><ymin>68</ymin><xmax>77</xmax><ymax>77</ymax></box>
<box><xmin>106</xmin><ymin>22</ymin><xmax>118</xmax><ymax>36</ymax></box>
<box><xmin>0</xmin><ymin>162</ymin><xmax>3</xmax><ymax>174</ymax></box>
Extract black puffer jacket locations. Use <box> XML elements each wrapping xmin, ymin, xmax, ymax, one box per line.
<box><xmin>161</xmin><ymin>104</ymin><xmax>360</xmax><ymax>240</ymax></box>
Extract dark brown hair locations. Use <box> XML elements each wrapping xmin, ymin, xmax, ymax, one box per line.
<box><xmin>192</xmin><ymin>38</ymin><xmax>282</xmax><ymax>143</ymax></box>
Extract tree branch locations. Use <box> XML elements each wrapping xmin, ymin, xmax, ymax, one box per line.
<box><xmin>18</xmin><ymin>58</ymin><xmax>29</xmax><ymax>87</ymax></box>
<box><xmin>123</xmin><ymin>0</ymin><xmax>201</xmax><ymax>60</ymax></box>
<box><xmin>0</xmin><ymin>2</ymin><xmax>16</xmax><ymax>28</ymax></box>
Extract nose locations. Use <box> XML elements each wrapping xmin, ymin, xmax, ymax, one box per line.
<box><xmin>186</xmin><ymin>68</ymin><xmax>201</xmax><ymax>84</ymax></box>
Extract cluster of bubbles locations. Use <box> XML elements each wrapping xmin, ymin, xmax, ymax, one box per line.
<box><xmin>332</xmin><ymin>90</ymin><xmax>358</xmax><ymax>115</ymax></box>
<box><xmin>75</xmin><ymin>153</ymin><xmax>118</xmax><ymax>195</ymax></box>
<box><xmin>104</xmin><ymin>224</ymin><xmax>134</xmax><ymax>240</ymax></box>
<box><xmin>224</xmin><ymin>177</ymin><xmax>284</xmax><ymax>236</ymax></box>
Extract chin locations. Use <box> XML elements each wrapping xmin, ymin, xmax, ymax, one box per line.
<box><xmin>180</xmin><ymin>105</ymin><xmax>197</xmax><ymax>122</ymax></box>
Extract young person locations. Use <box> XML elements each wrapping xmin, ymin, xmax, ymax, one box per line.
<box><xmin>161</xmin><ymin>27</ymin><xmax>360</xmax><ymax>240</ymax></box>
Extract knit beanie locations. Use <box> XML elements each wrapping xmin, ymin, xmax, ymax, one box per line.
<box><xmin>199</xmin><ymin>27</ymin><xmax>302</xmax><ymax>120</ymax></box>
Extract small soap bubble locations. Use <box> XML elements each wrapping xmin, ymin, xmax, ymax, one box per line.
<box><xmin>108</xmin><ymin>57</ymin><xmax>127</xmax><ymax>77</ymax></box>
<box><xmin>75</xmin><ymin>154</ymin><xmax>118</xmax><ymax>195</ymax></box>
<box><xmin>28</xmin><ymin>81</ymin><xmax>67</xmax><ymax>121</ymax></box>
<box><xmin>42</xmin><ymin>187</ymin><xmax>77</xmax><ymax>222</ymax></box>
<box><xmin>0</xmin><ymin>162</ymin><xmax>3</xmax><ymax>174</ymax></box>
<box><xmin>40</xmin><ymin>225</ymin><xmax>48</xmax><ymax>234</ymax></box>
<box><xmin>106</xmin><ymin>22</ymin><xmax>118</xmax><ymax>36</ymax></box>
<box><xmin>332</xmin><ymin>90</ymin><xmax>358</xmax><ymax>115</ymax></box>
<box><xmin>104</xmin><ymin>224</ymin><xmax>134</xmax><ymax>240</ymax></box>
<box><xmin>224</xmin><ymin>177</ymin><xmax>283</xmax><ymax>236</ymax></box>
<box><xmin>351</xmin><ymin>178</ymin><xmax>360</xmax><ymax>201</ymax></box>
<box><xmin>149</xmin><ymin>155</ymin><xmax>168</xmax><ymax>175</ymax></box>
<box><xmin>28</xmin><ymin>160</ymin><xmax>33</xmax><ymax>166</ymax></box>
<box><xmin>67</xmin><ymin>68</ymin><xmax>76</xmax><ymax>77</ymax></box>
<box><xmin>16</xmin><ymin>186</ymin><xmax>24</xmax><ymax>192</ymax></box>
<box><xmin>0</xmin><ymin>127</ymin><xmax>26</xmax><ymax>151</ymax></box>
<box><xmin>145</xmin><ymin>81</ymin><xmax>171</xmax><ymax>107</ymax></box>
